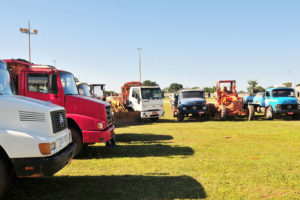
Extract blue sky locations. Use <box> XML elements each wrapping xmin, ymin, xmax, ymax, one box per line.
<box><xmin>1</xmin><ymin>0</ymin><xmax>300</xmax><ymax>92</ymax></box>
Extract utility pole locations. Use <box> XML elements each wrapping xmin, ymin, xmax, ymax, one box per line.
<box><xmin>19</xmin><ymin>21</ymin><xmax>38</xmax><ymax>62</ymax></box>
<box><xmin>53</xmin><ymin>60</ymin><xmax>56</xmax><ymax>67</ymax></box>
<box><xmin>137</xmin><ymin>48</ymin><xmax>142</xmax><ymax>82</ymax></box>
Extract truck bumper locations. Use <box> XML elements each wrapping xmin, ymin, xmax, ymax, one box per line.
<box><xmin>82</xmin><ymin>125</ymin><xmax>115</xmax><ymax>143</ymax></box>
<box><xmin>180</xmin><ymin>110</ymin><xmax>208</xmax><ymax>116</ymax></box>
<box><xmin>274</xmin><ymin>109</ymin><xmax>300</xmax><ymax>114</ymax></box>
<box><xmin>141</xmin><ymin>110</ymin><xmax>164</xmax><ymax>118</ymax></box>
<box><xmin>11</xmin><ymin>142</ymin><xmax>76</xmax><ymax>177</ymax></box>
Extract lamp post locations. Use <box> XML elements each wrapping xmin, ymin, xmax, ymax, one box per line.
<box><xmin>137</xmin><ymin>48</ymin><xmax>142</xmax><ymax>82</ymax></box>
<box><xmin>19</xmin><ymin>21</ymin><xmax>38</xmax><ymax>62</ymax></box>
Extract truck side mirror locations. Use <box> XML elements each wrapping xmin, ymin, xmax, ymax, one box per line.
<box><xmin>50</xmin><ymin>74</ymin><xmax>58</xmax><ymax>94</ymax></box>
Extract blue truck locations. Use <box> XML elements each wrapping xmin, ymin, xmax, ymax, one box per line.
<box><xmin>171</xmin><ymin>89</ymin><xmax>208</xmax><ymax>121</ymax></box>
<box><xmin>243</xmin><ymin>87</ymin><xmax>300</xmax><ymax>120</ymax></box>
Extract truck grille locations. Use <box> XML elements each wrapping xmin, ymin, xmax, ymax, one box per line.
<box><xmin>50</xmin><ymin>110</ymin><xmax>67</xmax><ymax>133</ymax></box>
<box><xmin>280</xmin><ymin>104</ymin><xmax>298</xmax><ymax>110</ymax></box>
<box><xmin>19</xmin><ymin>111</ymin><xmax>46</xmax><ymax>122</ymax></box>
<box><xmin>106</xmin><ymin>106</ymin><xmax>113</xmax><ymax>125</ymax></box>
<box><xmin>185</xmin><ymin>105</ymin><xmax>203</xmax><ymax>110</ymax></box>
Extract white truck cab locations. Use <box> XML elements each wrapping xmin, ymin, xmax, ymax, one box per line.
<box><xmin>128</xmin><ymin>86</ymin><xmax>164</xmax><ymax>121</ymax></box>
<box><xmin>0</xmin><ymin>60</ymin><xmax>76</xmax><ymax>198</ymax></box>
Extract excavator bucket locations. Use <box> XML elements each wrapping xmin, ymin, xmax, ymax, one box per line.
<box><xmin>110</xmin><ymin>99</ymin><xmax>141</xmax><ymax>127</ymax></box>
<box><xmin>113</xmin><ymin>111</ymin><xmax>141</xmax><ymax>127</ymax></box>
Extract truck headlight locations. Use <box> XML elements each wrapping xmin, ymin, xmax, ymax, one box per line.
<box><xmin>182</xmin><ymin>107</ymin><xmax>187</xmax><ymax>110</ymax></box>
<box><xmin>97</xmin><ymin>122</ymin><xmax>104</xmax><ymax>129</ymax></box>
<box><xmin>39</xmin><ymin>142</ymin><xmax>56</xmax><ymax>155</ymax></box>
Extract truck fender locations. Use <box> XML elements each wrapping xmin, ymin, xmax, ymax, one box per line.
<box><xmin>0</xmin><ymin>146</ymin><xmax>14</xmax><ymax>175</ymax></box>
<box><xmin>67</xmin><ymin>118</ymin><xmax>82</xmax><ymax>139</ymax></box>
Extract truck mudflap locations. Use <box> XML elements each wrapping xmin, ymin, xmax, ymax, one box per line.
<box><xmin>11</xmin><ymin>142</ymin><xmax>76</xmax><ymax>177</ymax></box>
<box><xmin>141</xmin><ymin>110</ymin><xmax>164</xmax><ymax>118</ymax></box>
<box><xmin>82</xmin><ymin>125</ymin><xmax>115</xmax><ymax>143</ymax></box>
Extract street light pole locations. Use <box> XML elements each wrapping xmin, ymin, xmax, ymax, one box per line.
<box><xmin>137</xmin><ymin>48</ymin><xmax>142</xmax><ymax>82</ymax></box>
<box><xmin>20</xmin><ymin>21</ymin><xmax>38</xmax><ymax>62</ymax></box>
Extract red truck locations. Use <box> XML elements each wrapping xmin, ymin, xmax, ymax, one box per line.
<box><xmin>4</xmin><ymin>59</ymin><xmax>115</xmax><ymax>156</ymax></box>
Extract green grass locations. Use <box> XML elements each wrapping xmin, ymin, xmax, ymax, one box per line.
<box><xmin>6</xmin><ymin>103</ymin><xmax>300</xmax><ymax>199</ymax></box>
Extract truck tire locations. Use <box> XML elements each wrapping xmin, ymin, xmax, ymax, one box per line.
<box><xmin>265</xmin><ymin>106</ymin><xmax>273</xmax><ymax>120</ymax></box>
<box><xmin>220</xmin><ymin>105</ymin><xmax>227</xmax><ymax>120</ymax></box>
<box><xmin>0</xmin><ymin>159</ymin><xmax>10</xmax><ymax>199</ymax></box>
<box><xmin>70</xmin><ymin>128</ymin><xmax>83</xmax><ymax>156</ymax></box>
<box><xmin>106</xmin><ymin>135</ymin><xmax>116</xmax><ymax>147</ymax></box>
<box><xmin>248</xmin><ymin>105</ymin><xmax>255</xmax><ymax>121</ymax></box>
<box><xmin>207</xmin><ymin>104</ymin><xmax>216</xmax><ymax>117</ymax></box>
<box><xmin>292</xmin><ymin>113</ymin><xmax>300</xmax><ymax>120</ymax></box>
<box><xmin>177</xmin><ymin>113</ymin><xmax>184</xmax><ymax>121</ymax></box>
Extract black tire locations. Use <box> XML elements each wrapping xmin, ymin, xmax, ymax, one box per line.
<box><xmin>248</xmin><ymin>105</ymin><xmax>255</xmax><ymax>121</ymax></box>
<box><xmin>207</xmin><ymin>104</ymin><xmax>216</xmax><ymax>117</ymax></box>
<box><xmin>150</xmin><ymin>117</ymin><xmax>159</xmax><ymax>122</ymax></box>
<box><xmin>265</xmin><ymin>106</ymin><xmax>273</xmax><ymax>120</ymax></box>
<box><xmin>70</xmin><ymin>128</ymin><xmax>83</xmax><ymax>157</ymax></box>
<box><xmin>292</xmin><ymin>113</ymin><xmax>300</xmax><ymax>120</ymax></box>
<box><xmin>0</xmin><ymin>159</ymin><xmax>10</xmax><ymax>199</ymax></box>
<box><xmin>106</xmin><ymin>135</ymin><xmax>116</xmax><ymax>147</ymax></box>
<box><xmin>177</xmin><ymin>113</ymin><xmax>184</xmax><ymax>121</ymax></box>
<box><xmin>220</xmin><ymin>105</ymin><xmax>227</xmax><ymax>120</ymax></box>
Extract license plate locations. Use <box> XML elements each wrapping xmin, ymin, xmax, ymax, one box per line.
<box><xmin>57</xmin><ymin>134</ymin><xmax>68</xmax><ymax>148</ymax></box>
<box><xmin>199</xmin><ymin>111</ymin><xmax>205</xmax><ymax>114</ymax></box>
<box><xmin>288</xmin><ymin>112</ymin><xmax>294</xmax><ymax>115</ymax></box>
<box><xmin>152</xmin><ymin>112</ymin><xmax>158</xmax><ymax>115</ymax></box>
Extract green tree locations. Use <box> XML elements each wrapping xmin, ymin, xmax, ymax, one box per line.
<box><xmin>169</xmin><ymin>83</ymin><xmax>183</xmax><ymax>92</ymax></box>
<box><xmin>247</xmin><ymin>80</ymin><xmax>258</xmax><ymax>91</ymax></box>
<box><xmin>143</xmin><ymin>80</ymin><xmax>158</xmax><ymax>86</ymax></box>
<box><xmin>255</xmin><ymin>86</ymin><xmax>266</xmax><ymax>92</ymax></box>
<box><xmin>283</xmin><ymin>82</ymin><xmax>292</xmax><ymax>88</ymax></box>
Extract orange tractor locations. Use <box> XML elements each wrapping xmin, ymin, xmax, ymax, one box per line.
<box><xmin>208</xmin><ymin>80</ymin><xmax>253</xmax><ymax>120</ymax></box>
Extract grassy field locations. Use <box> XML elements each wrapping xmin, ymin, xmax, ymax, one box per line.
<box><xmin>6</xmin><ymin>102</ymin><xmax>300</xmax><ymax>199</ymax></box>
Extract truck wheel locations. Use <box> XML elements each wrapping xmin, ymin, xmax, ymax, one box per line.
<box><xmin>207</xmin><ymin>104</ymin><xmax>216</xmax><ymax>117</ymax></box>
<box><xmin>265</xmin><ymin>106</ymin><xmax>273</xmax><ymax>120</ymax></box>
<box><xmin>248</xmin><ymin>105</ymin><xmax>255</xmax><ymax>121</ymax></box>
<box><xmin>150</xmin><ymin>117</ymin><xmax>159</xmax><ymax>122</ymax></box>
<box><xmin>70</xmin><ymin>128</ymin><xmax>83</xmax><ymax>156</ymax></box>
<box><xmin>0</xmin><ymin>159</ymin><xmax>10</xmax><ymax>199</ymax></box>
<box><xmin>106</xmin><ymin>135</ymin><xmax>116</xmax><ymax>147</ymax></box>
<box><xmin>177</xmin><ymin>113</ymin><xmax>184</xmax><ymax>121</ymax></box>
<box><xmin>292</xmin><ymin>113</ymin><xmax>300</xmax><ymax>120</ymax></box>
<box><xmin>220</xmin><ymin>105</ymin><xmax>227</xmax><ymax>120</ymax></box>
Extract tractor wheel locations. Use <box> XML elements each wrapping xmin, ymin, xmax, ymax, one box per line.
<box><xmin>256</xmin><ymin>107</ymin><xmax>261</xmax><ymax>113</ymax></box>
<box><xmin>220</xmin><ymin>105</ymin><xmax>227</xmax><ymax>120</ymax></box>
<box><xmin>177</xmin><ymin>113</ymin><xmax>184</xmax><ymax>121</ymax></box>
<box><xmin>70</xmin><ymin>128</ymin><xmax>83</xmax><ymax>157</ymax></box>
<box><xmin>0</xmin><ymin>159</ymin><xmax>10</xmax><ymax>199</ymax></box>
<box><xmin>248</xmin><ymin>105</ymin><xmax>255</xmax><ymax>121</ymax></box>
<box><xmin>265</xmin><ymin>106</ymin><xmax>274</xmax><ymax>120</ymax></box>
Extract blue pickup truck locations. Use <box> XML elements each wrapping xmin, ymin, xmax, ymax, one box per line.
<box><xmin>171</xmin><ymin>89</ymin><xmax>208</xmax><ymax>121</ymax></box>
<box><xmin>243</xmin><ymin>87</ymin><xmax>300</xmax><ymax>120</ymax></box>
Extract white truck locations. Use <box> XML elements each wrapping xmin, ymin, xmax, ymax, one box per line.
<box><xmin>0</xmin><ymin>60</ymin><xmax>76</xmax><ymax>198</ymax></box>
<box><xmin>126</xmin><ymin>85</ymin><xmax>164</xmax><ymax>121</ymax></box>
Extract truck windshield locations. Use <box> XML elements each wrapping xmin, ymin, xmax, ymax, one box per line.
<box><xmin>59</xmin><ymin>72</ymin><xmax>78</xmax><ymax>95</ymax></box>
<box><xmin>272</xmin><ymin>89</ymin><xmax>295</xmax><ymax>97</ymax></box>
<box><xmin>181</xmin><ymin>91</ymin><xmax>204</xmax><ymax>99</ymax></box>
<box><xmin>0</xmin><ymin>62</ymin><xmax>13</xmax><ymax>95</ymax></box>
<box><xmin>141</xmin><ymin>88</ymin><xmax>162</xmax><ymax>99</ymax></box>
<box><xmin>78</xmin><ymin>84</ymin><xmax>91</xmax><ymax>96</ymax></box>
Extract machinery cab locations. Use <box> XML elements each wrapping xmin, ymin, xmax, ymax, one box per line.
<box><xmin>215</xmin><ymin>80</ymin><xmax>238</xmax><ymax>105</ymax></box>
<box><xmin>89</xmin><ymin>84</ymin><xmax>106</xmax><ymax>100</ymax></box>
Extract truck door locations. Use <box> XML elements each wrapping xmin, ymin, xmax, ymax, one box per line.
<box><xmin>24</xmin><ymin>72</ymin><xmax>63</xmax><ymax>106</ymax></box>
<box><xmin>130</xmin><ymin>88</ymin><xmax>141</xmax><ymax>111</ymax></box>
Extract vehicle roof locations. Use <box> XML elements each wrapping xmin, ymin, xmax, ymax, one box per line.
<box><xmin>179</xmin><ymin>89</ymin><xmax>204</xmax><ymax>93</ymax></box>
<box><xmin>90</xmin><ymin>84</ymin><xmax>106</xmax><ymax>86</ymax></box>
<box><xmin>266</xmin><ymin>87</ymin><xmax>294</xmax><ymax>91</ymax></box>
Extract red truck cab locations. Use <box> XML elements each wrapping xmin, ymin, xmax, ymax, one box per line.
<box><xmin>4</xmin><ymin>59</ymin><xmax>115</xmax><ymax>155</ymax></box>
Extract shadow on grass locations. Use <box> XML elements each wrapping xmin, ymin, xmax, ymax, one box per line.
<box><xmin>117</xmin><ymin>133</ymin><xmax>173</xmax><ymax>143</ymax></box>
<box><xmin>77</xmin><ymin>144</ymin><xmax>194</xmax><ymax>159</ymax></box>
<box><xmin>7</xmin><ymin>175</ymin><xmax>206</xmax><ymax>200</ymax></box>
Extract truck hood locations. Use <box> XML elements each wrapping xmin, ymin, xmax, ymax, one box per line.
<box><xmin>64</xmin><ymin>95</ymin><xmax>109</xmax><ymax>122</ymax></box>
<box><xmin>179</xmin><ymin>98</ymin><xmax>206</xmax><ymax>106</ymax></box>
<box><xmin>267</xmin><ymin>97</ymin><xmax>299</xmax><ymax>104</ymax></box>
